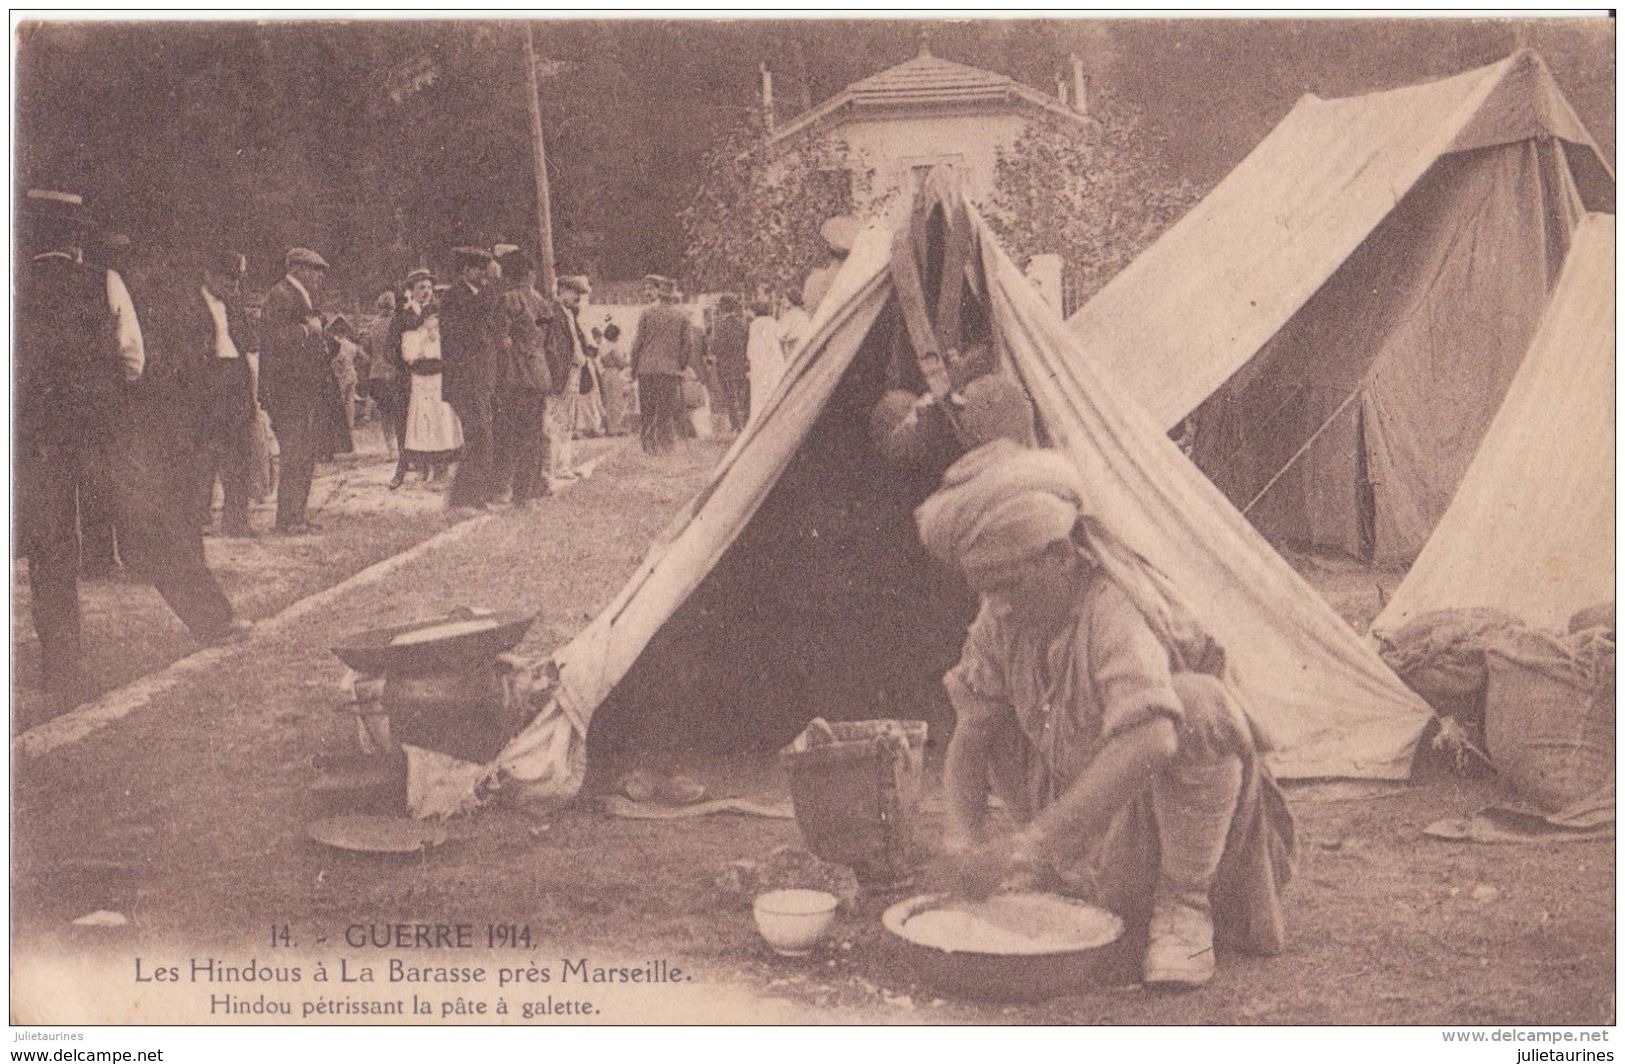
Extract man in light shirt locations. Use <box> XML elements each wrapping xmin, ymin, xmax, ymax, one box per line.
<box><xmin>186</xmin><ymin>251</ymin><xmax>258</xmax><ymax>536</ymax></box>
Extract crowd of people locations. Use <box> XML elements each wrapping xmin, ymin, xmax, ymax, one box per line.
<box><xmin>14</xmin><ymin>186</ymin><xmax>818</xmax><ymax>718</ymax></box>
<box><xmin>350</xmin><ymin>264</ymin><xmax>809</xmax><ymax>493</ymax></box>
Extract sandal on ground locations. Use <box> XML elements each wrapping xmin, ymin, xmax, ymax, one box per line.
<box><xmin>616</xmin><ymin>769</ymin><xmax>708</xmax><ymax>806</ymax></box>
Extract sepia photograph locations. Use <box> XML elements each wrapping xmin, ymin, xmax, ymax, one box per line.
<box><xmin>8</xmin><ymin>10</ymin><xmax>1616</xmax><ymax>1041</ymax></box>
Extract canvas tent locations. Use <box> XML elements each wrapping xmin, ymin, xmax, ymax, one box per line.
<box><xmin>1373</xmin><ymin>212</ymin><xmax>1615</xmax><ymax>635</ymax></box>
<box><xmin>1066</xmin><ymin>50</ymin><xmax>1613</xmax><ymax>564</ymax></box>
<box><xmin>480</xmin><ymin>182</ymin><xmax>1431</xmax><ymax>817</ymax></box>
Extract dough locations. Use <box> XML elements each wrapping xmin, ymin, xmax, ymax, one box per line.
<box><xmin>901</xmin><ymin>893</ymin><xmax>1119</xmax><ymax>955</ymax></box>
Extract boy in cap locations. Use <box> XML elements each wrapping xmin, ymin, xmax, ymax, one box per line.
<box><xmin>363</xmin><ymin>291</ymin><xmax>407</xmax><ymax>473</ymax></box>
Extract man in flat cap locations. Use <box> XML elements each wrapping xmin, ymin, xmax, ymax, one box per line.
<box><xmin>539</xmin><ymin>274</ymin><xmax>594</xmax><ymax>481</ymax></box>
<box><xmin>492</xmin><ymin>248</ymin><xmax>553</xmax><ymax>506</ymax></box>
<box><xmin>439</xmin><ymin>246</ymin><xmax>504</xmax><ymax>515</ymax></box>
<box><xmin>16</xmin><ymin>191</ymin><xmax>245</xmax><ymax>715</ymax></box>
<box><xmin>177</xmin><ymin>250</ymin><xmax>259</xmax><ymax>536</ymax></box>
<box><xmin>258</xmin><ymin>247</ymin><xmax>339</xmax><ymax>533</ymax></box>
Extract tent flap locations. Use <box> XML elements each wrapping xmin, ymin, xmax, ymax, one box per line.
<box><xmin>1199</xmin><ymin>139</ymin><xmax>1584</xmax><ymax>562</ymax></box>
<box><xmin>977</xmin><ymin>203</ymin><xmax>1431</xmax><ymax>780</ymax></box>
<box><xmin>1375</xmin><ymin>213</ymin><xmax>1616</xmax><ymax>633</ymax></box>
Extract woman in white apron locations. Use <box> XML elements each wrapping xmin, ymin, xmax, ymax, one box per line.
<box><xmin>390</xmin><ymin>268</ymin><xmax>462</xmax><ymax>485</ymax></box>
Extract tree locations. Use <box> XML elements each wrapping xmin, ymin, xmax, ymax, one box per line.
<box><xmin>679</xmin><ymin>123</ymin><xmax>885</xmax><ymax>296</ymax></box>
<box><xmin>983</xmin><ymin>95</ymin><xmax>1200</xmax><ymax>307</ymax></box>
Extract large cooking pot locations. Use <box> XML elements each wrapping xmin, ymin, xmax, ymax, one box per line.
<box><xmin>330</xmin><ymin>608</ymin><xmax>538</xmax><ymax>678</ymax></box>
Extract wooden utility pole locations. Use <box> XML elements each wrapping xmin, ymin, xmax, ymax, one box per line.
<box><xmin>522</xmin><ymin>23</ymin><xmax>558</xmax><ymax>295</ymax></box>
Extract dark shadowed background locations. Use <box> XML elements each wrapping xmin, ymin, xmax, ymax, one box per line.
<box><xmin>14</xmin><ymin>17</ymin><xmax>1613</xmax><ymax>305</ymax></box>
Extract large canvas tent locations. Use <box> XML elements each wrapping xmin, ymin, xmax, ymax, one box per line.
<box><xmin>1066</xmin><ymin>51</ymin><xmax>1613</xmax><ymax>564</ymax></box>
<box><xmin>485</xmin><ymin>183</ymin><xmax>1432</xmax><ymax>815</ymax></box>
<box><xmin>1374</xmin><ymin>212</ymin><xmax>1615</xmax><ymax>635</ymax></box>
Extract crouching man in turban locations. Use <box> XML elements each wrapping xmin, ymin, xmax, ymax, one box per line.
<box><xmin>914</xmin><ymin>386</ymin><xmax>1293</xmax><ymax>991</ymax></box>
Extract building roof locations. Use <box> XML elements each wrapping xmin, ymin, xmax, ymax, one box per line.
<box><xmin>770</xmin><ymin>47</ymin><xmax>1086</xmax><ymax>144</ymax></box>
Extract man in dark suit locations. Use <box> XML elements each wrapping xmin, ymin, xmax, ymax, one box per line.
<box><xmin>539</xmin><ymin>274</ymin><xmax>593</xmax><ymax>481</ymax></box>
<box><xmin>709</xmin><ymin>293</ymin><xmax>751</xmax><ymax>433</ymax></box>
<box><xmin>16</xmin><ymin>191</ymin><xmax>246</xmax><ymax>717</ymax></box>
<box><xmin>493</xmin><ymin>249</ymin><xmax>554</xmax><ymax>506</ymax></box>
<box><xmin>438</xmin><ymin>246</ymin><xmax>503</xmax><ymax>516</ymax></box>
<box><xmin>169</xmin><ymin>251</ymin><xmax>259</xmax><ymax>536</ymax></box>
<box><xmin>258</xmin><ymin>247</ymin><xmax>335</xmax><ymax>533</ymax></box>
<box><xmin>629</xmin><ymin>278</ymin><xmax>692</xmax><ymax>455</ymax></box>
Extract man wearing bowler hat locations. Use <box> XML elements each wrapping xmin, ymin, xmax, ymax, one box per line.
<box><xmin>439</xmin><ymin>246</ymin><xmax>504</xmax><ymax>515</ymax></box>
<box><xmin>258</xmin><ymin>246</ymin><xmax>337</xmax><ymax>533</ymax></box>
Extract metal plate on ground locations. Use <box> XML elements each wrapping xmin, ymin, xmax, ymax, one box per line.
<box><xmin>305</xmin><ymin>815</ymin><xmax>447</xmax><ymax>855</ymax></box>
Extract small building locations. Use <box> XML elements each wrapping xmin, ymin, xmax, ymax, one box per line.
<box><xmin>766</xmin><ymin>45</ymin><xmax>1094</xmax><ymax>221</ymax></box>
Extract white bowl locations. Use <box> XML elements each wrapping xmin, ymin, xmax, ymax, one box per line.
<box><xmin>753</xmin><ymin>889</ymin><xmax>838</xmax><ymax>957</ymax></box>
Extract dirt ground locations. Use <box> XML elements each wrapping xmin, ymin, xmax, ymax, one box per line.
<box><xmin>9</xmin><ymin>435</ymin><xmax>1615</xmax><ymax>1026</ymax></box>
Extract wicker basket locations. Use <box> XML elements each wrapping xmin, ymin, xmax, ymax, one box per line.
<box><xmin>780</xmin><ymin>719</ymin><xmax>928</xmax><ymax>885</ymax></box>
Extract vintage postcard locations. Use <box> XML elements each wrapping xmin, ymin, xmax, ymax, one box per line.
<box><xmin>9</xmin><ymin>11</ymin><xmax>1615</xmax><ymax>1044</ymax></box>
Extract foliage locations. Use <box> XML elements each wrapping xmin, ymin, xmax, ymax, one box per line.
<box><xmin>679</xmin><ymin>124</ymin><xmax>884</xmax><ymax>297</ymax></box>
<box><xmin>16</xmin><ymin>19</ymin><xmax>1608</xmax><ymax>308</ymax></box>
<box><xmin>983</xmin><ymin>95</ymin><xmax>1200</xmax><ymax>307</ymax></box>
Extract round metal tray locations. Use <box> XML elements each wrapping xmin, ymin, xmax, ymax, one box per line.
<box><xmin>305</xmin><ymin>815</ymin><xmax>448</xmax><ymax>856</ymax></box>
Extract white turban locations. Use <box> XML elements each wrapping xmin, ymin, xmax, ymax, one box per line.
<box><xmin>915</xmin><ymin>442</ymin><xmax>1267</xmax><ymax>747</ymax></box>
<box><xmin>915</xmin><ymin>439</ymin><xmax>1084</xmax><ymax>590</ymax></box>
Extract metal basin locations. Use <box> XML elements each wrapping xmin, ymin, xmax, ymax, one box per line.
<box><xmin>882</xmin><ymin>892</ymin><xmax>1124</xmax><ymax>1002</ymax></box>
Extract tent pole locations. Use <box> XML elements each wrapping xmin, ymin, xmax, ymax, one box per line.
<box><xmin>1240</xmin><ymin>386</ymin><xmax>1364</xmax><ymax>517</ymax></box>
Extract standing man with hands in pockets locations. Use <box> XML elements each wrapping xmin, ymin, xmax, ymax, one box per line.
<box><xmin>258</xmin><ymin>247</ymin><xmax>338</xmax><ymax>534</ymax></box>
